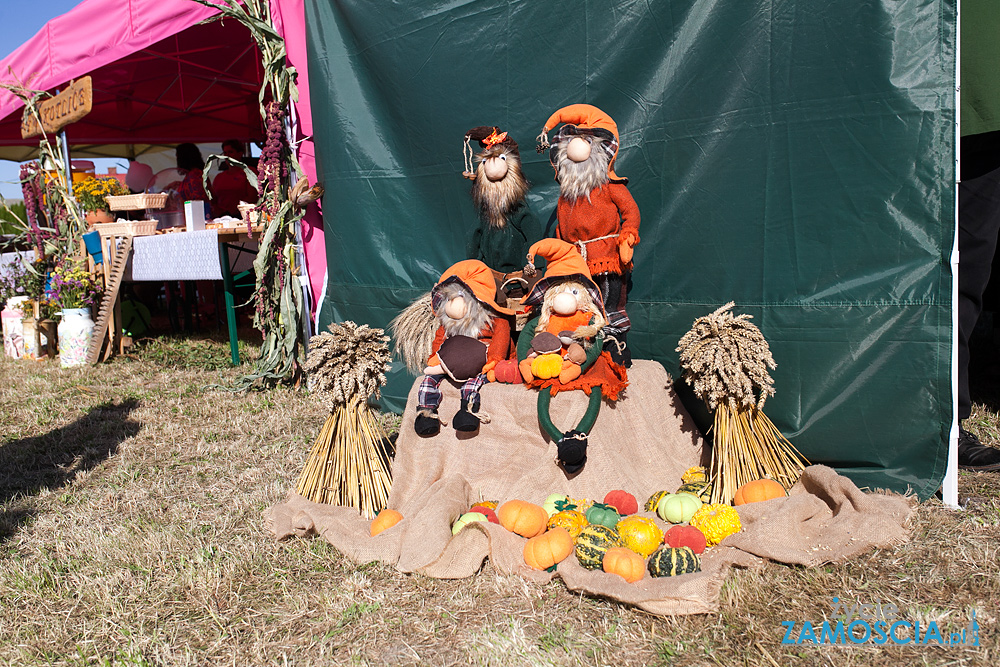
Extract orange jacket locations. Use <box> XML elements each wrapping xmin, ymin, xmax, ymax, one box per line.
<box><xmin>556</xmin><ymin>183</ymin><xmax>640</xmax><ymax>276</ymax></box>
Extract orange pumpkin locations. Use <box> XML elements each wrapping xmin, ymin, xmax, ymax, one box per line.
<box><xmin>733</xmin><ymin>478</ymin><xmax>787</xmax><ymax>506</ymax></box>
<box><xmin>497</xmin><ymin>500</ymin><xmax>549</xmax><ymax>538</ymax></box>
<box><xmin>602</xmin><ymin>547</ymin><xmax>645</xmax><ymax>583</ymax></box>
<box><xmin>370</xmin><ymin>509</ymin><xmax>403</xmax><ymax>537</ymax></box>
<box><xmin>523</xmin><ymin>527</ymin><xmax>574</xmax><ymax>570</ymax></box>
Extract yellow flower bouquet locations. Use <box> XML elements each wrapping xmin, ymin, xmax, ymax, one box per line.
<box><xmin>73</xmin><ymin>177</ymin><xmax>129</xmax><ymax>213</ymax></box>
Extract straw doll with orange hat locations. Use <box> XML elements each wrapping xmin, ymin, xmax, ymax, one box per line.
<box><xmin>414</xmin><ymin>259</ymin><xmax>515</xmax><ymax>437</ymax></box>
<box><xmin>503</xmin><ymin>239</ymin><xmax>628</xmax><ymax>473</ymax></box>
<box><xmin>536</xmin><ymin>104</ymin><xmax>640</xmax><ymax>366</ymax></box>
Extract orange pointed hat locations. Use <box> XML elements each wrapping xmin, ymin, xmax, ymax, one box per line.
<box><xmin>522</xmin><ymin>239</ymin><xmax>605</xmax><ymax>311</ymax></box>
<box><xmin>432</xmin><ymin>259</ymin><xmax>514</xmax><ymax>316</ymax></box>
<box><xmin>537</xmin><ymin>103</ymin><xmax>625</xmax><ymax>184</ymax></box>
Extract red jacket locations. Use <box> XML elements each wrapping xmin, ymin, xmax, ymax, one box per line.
<box><xmin>556</xmin><ymin>183</ymin><xmax>640</xmax><ymax>276</ymax></box>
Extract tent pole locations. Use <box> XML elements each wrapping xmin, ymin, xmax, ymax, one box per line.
<box><xmin>942</xmin><ymin>0</ymin><xmax>960</xmax><ymax>510</ymax></box>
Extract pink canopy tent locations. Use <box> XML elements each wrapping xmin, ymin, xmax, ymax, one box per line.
<box><xmin>0</xmin><ymin>0</ymin><xmax>326</xmax><ymax>323</ymax></box>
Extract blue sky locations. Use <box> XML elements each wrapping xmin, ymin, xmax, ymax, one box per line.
<box><xmin>0</xmin><ymin>1</ymin><xmax>113</xmax><ymax>201</ymax></box>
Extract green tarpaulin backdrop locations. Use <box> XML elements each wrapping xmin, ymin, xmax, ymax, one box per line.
<box><xmin>305</xmin><ymin>0</ymin><xmax>956</xmax><ymax>500</ymax></box>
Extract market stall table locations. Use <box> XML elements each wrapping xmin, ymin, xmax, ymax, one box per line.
<box><xmin>129</xmin><ymin>227</ymin><xmax>259</xmax><ymax>364</ymax></box>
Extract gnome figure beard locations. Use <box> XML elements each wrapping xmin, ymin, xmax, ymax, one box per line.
<box><xmin>434</xmin><ymin>282</ymin><xmax>492</xmax><ymax>339</ymax></box>
<box><xmin>471</xmin><ymin>144</ymin><xmax>529</xmax><ymax>229</ymax></box>
<box><xmin>553</xmin><ymin>136</ymin><xmax>611</xmax><ymax>204</ymax></box>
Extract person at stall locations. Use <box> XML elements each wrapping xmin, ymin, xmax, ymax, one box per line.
<box><xmin>175</xmin><ymin>143</ymin><xmax>211</xmax><ymax>216</ymax></box>
<box><xmin>211</xmin><ymin>139</ymin><xmax>258</xmax><ymax>218</ymax></box>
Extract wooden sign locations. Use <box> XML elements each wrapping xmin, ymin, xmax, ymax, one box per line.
<box><xmin>20</xmin><ymin>76</ymin><xmax>93</xmax><ymax>139</ymax></box>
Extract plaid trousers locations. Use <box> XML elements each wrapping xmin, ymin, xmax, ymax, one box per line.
<box><xmin>594</xmin><ymin>271</ymin><xmax>632</xmax><ymax>336</ymax></box>
<box><xmin>417</xmin><ymin>373</ymin><xmax>487</xmax><ymax>410</ymax></box>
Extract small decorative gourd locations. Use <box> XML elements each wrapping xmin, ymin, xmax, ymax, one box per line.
<box><xmin>603</xmin><ymin>490</ymin><xmax>638</xmax><ymax>515</ymax></box>
<box><xmin>523</xmin><ymin>527</ymin><xmax>574</xmax><ymax>571</ymax></box>
<box><xmin>498</xmin><ymin>500</ymin><xmax>548</xmax><ymax>538</ymax></box>
<box><xmin>602</xmin><ymin>547</ymin><xmax>645</xmax><ymax>583</ymax></box>
<box><xmin>370</xmin><ymin>509</ymin><xmax>403</xmax><ymax>537</ymax></box>
<box><xmin>733</xmin><ymin>478</ymin><xmax>787</xmax><ymax>506</ymax></box>
<box><xmin>575</xmin><ymin>524</ymin><xmax>622</xmax><ymax>570</ymax></box>
<box><xmin>585</xmin><ymin>502</ymin><xmax>621</xmax><ymax>529</ymax></box>
<box><xmin>689</xmin><ymin>503</ymin><xmax>742</xmax><ymax>546</ymax></box>
<box><xmin>644</xmin><ymin>490</ymin><xmax>671</xmax><ymax>512</ymax></box>
<box><xmin>656</xmin><ymin>493</ymin><xmax>702</xmax><ymax>524</ymax></box>
<box><xmin>647</xmin><ymin>545</ymin><xmax>701</xmax><ymax>577</ymax></box>
<box><xmin>547</xmin><ymin>509</ymin><xmax>588</xmax><ymax>539</ymax></box>
<box><xmin>531</xmin><ymin>353</ymin><xmax>564</xmax><ymax>379</ymax></box>
<box><xmin>616</xmin><ymin>516</ymin><xmax>664</xmax><ymax>558</ymax></box>
<box><xmin>681</xmin><ymin>466</ymin><xmax>708</xmax><ymax>484</ymax></box>
<box><xmin>476</xmin><ymin>500</ymin><xmax>499</xmax><ymax>510</ymax></box>
<box><xmin>452</xmin><ymin>511</ymin><xmax>488</xmax><ymax>535</ymax></box>
<box><xmin>469</xmin><ymin>505</ymin><xmax>500</xmax><ymax>523</ymax></box>
<box><xmin>663</xmin><ymin>525</ymin><xmax>707</xmax><ymax>555</ymax></box>
<box><xmin>492</xmin><ymin>359</ymin><xmax>523</xmax><ymax>384</ymax></box>
<box><xmin>542</xmin><ymin>493</ymin><xmax>582</xmax><ymax>517</ymax></box>
<box><xmin>676</xmin><ymin>480</ymin><xmax>712</xmax><ymax>502</ymax></box>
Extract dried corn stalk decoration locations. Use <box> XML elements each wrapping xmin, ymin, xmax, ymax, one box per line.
<box><xmin>296</xmin><ymin>321</ymin><xmax>393</xmax><ymax>517</ymax></box>
<box><xmin>677</xmin><ymin>302</ymin><xmax>809</xmax><ymax>503</ymax></box>
<box><xmin>192</xmin><ymin>0</ymin><xmax>307</xmax><ymax>389</ymax></box>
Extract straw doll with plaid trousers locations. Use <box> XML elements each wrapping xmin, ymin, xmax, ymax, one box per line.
<box><xmin>414</xmin><ymin>260</ymin><xmax>515</xmax><ymax>437</ymax></box>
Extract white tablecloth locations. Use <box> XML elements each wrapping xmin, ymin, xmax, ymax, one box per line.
<box><xmin>131</xmin><ymin>230</ymin><xmax>222</xmax><ymax>281</ymax></box>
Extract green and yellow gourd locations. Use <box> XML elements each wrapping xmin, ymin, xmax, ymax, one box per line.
<box><xmin>676</xmin><ymin>481</ymin><xmax>712</xmax><ymax>503</ymax></box>
<box><xmin>647</xmin><ymin>545</ymin><xmax>701</xmax><ymax>577</ymax></box>
<box><xmin>574</xmin><ymin>524</ymin><xmax>622</xmax><ymax>570</ymax></box>
<box><xmin>644</xmin><ymin>490</ymin><xmax>671</xmax><ymax>513</ymax></box>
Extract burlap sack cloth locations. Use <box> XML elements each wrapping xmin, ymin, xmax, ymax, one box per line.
<box><xmin>268</xmin><ymin>360</ymin><xmax>914</xmax><ymax>616</ymax></box>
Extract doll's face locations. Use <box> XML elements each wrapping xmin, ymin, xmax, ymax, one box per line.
<box><xmin>444</xmin><ymin>295</ymin><xmax>468</xmax><ymax>319</ymax></box>
<box><xmin>566</xmin><ymin>136</ymin><xmax>592</xmax><ymax>163</ymax></box>
<box><xmin>482</xmin><ymin>155</ymin><xmax>509</xmax><ymax>181</ymax></box>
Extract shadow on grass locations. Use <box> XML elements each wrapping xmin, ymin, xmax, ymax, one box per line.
<box><xmin>0</xmin><ymin>398</ymin><xmax>141</xmax><ymax>542</ymax></box>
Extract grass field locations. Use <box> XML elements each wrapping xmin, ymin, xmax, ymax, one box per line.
<box><xmin>1</xmin><ymin>337</ymin><xmax>998</xmax><ymax>666</ymax></box>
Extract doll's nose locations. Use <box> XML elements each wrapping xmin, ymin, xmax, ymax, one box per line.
<box><xmin>566</xmin><ymin>137</ymin><xmax>592</xmax><ymax>163</ymax></box>
<box><xmin>552</xmin><ymin>292</ymin><xmax>578</xmax><ymax>315</ymax></box>
<box><xmin>445</xmin><ymin>295</ymin><xmax>468</xmax><ymax>319</ymax></box>
<box><xmin>483</xmin><ymin>157</ymin><xmax>509</xmax><ymax>181</ymax></box>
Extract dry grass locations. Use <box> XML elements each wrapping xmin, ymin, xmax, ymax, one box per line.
<box><xmin>1</xmin><ymin>338</ymin><xmax>997</xmax><ymax>666</ymax></box>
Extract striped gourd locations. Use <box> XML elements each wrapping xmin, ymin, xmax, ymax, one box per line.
<box><xmin>644</xmin><ymin>490</ymin><xmax>671</xmax><ymax>512</ymax></box>
<box><xmin>548</xmin><ymin>509</ymin><xmax>588</xmax><ymax>539</ymax></box>
<box><xmin>676</xmin><ymin>481</ymin><xmax>712</xmax><ymax>503</ymax></box>
<box><xmin>647</xmin><ymin>545</ymin><xmax>701</xmax><ymax>577</ymax></box>
<box><xmin>574</xmin><ymin>524</ymin><xmax>622</xmax><ymax>570</ymax></box>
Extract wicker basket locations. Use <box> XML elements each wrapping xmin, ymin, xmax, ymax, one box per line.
<box><xmin>237</xmin><ymin>202</ymin><xmax>261</xmax><ymax>224</ymax></box>
<box><xmin>94</xmin><ymin>220</ymin><xmax>158</xmax><ymax>237</ymax></box>
<box><xmin>106</xmin><ymin>193</ymin><xmax>169</xmax><ymax>211</ymax></box>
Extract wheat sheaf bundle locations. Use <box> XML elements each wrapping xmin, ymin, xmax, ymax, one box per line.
<box><xmin>677</xmin><ymin>303</ymin><xmax>809</xmax><ymax>503</ymax></box>
<box><xmin>297</xmin><ymin>322</ymin><xmax>393</xmax><ymax>517</ymax></box>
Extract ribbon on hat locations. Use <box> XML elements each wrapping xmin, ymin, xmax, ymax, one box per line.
<box><xmin>483</xmin><ymin>129</ymin><xmax>508</xmax><ymax>147</ymax></box>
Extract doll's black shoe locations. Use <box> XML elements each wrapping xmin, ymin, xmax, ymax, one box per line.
<box><xmin>414</xmin><ymin>409</ymin><xmax>441</xmax><ymax>437</ymax></box>
<box><xmin>557</xmin><ymin>430</ymin><xmax>588</xmax><ymax>473</ymax></box>
<box><xmin>453</xmin><ymin>399</ymin><xmax>482</xmax><ymax>432</ymax></box>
